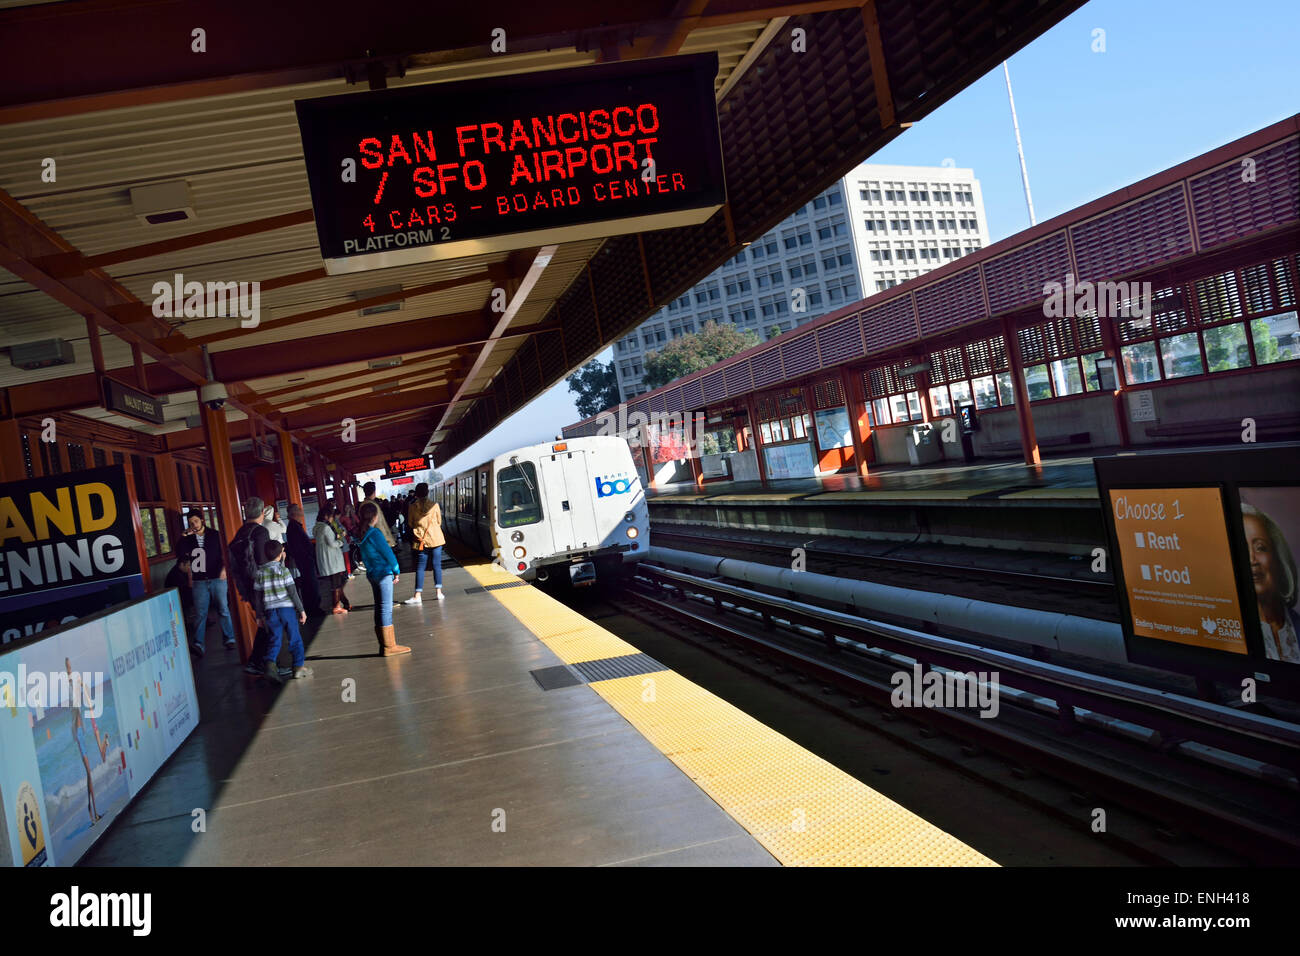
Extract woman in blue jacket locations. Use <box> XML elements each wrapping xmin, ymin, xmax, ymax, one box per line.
<box><xmin>358</xmin><ymin>501</ymin><xmax>411</xmax><ymax>656</ymax></box>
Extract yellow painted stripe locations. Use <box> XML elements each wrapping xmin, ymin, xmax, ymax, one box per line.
<box><xmin>805</xmin><ymin>489</ymin><xmax>982</xmax><ymax>501</ymax></box>
<box><xmin>998</xmin><ymin>487</ymin><xmax>1099</xmax><ymax>499</ymax></box>
<box><xmin>459</xmin><ymin>553</ymin><xmax>996</xmax><ymax>867</ymax></box>
<box><xmin>708</xmin><ymin>493</ymin><xmax>811</xmax><ymax>501</ymax></box>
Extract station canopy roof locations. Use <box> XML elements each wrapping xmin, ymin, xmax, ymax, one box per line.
<box><xmin>0</xmin><ymin>0</ymin><xmax>1086</xmax><ymax>473</ymax></box>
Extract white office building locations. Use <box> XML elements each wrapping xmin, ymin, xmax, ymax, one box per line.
<box><xmin>612</xmin><ymin>162</ymin><xmax>991</xmax><ymax>400</ymax></box>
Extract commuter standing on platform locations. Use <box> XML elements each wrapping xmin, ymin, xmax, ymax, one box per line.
<box><xmin>405</xmin><ymin>483</ymin><xmax>446</xmax><ymax>605</ymax></box>
<box><xmin>314</xmin><ymin>503</ymin><xmax>349</xmax><ymax>615</ymax></box>
<box><xmin>181</xmin><ymin>510</ymin><xmax>235</xmax><ymax>655</ymax></box>
<box><xmin>358</xmin><ymin>500</ymin><xmax>410</xmax><ymax>657</ymax></box>
<box><xmin>263</xmin><ymin>505</ymin><xmax>287</xmax><ymax>544</ymax></box>
<box><xmin>285</xmin><ymin>503</ymin><xmax>322</xmax><ymax>615</ymax></box>
<box><xmin>362</xmin><ymin>482</ymin><xmax>396</xmax><ymax>549</ymax></box>
<box><xmin>228</xmin><ymin>497</ymin><xmax>272</xmax><ymax>675</ymax></box>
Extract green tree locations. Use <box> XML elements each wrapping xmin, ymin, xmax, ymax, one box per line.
<box><xmin>766</xmin><ymin>324</ymin><xmax>784</xmax><ymax>341</ymax></box>
<box><xmin>566</xmin><ymin>359</ymin><xmax>621</xmax><ymax>417</ymax></box>
<box><xmin>642</xmin><ymin>321</ymin><xmax>761</xmax><ymax>390</ymax></box>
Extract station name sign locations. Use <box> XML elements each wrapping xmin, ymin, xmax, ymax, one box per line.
<box><xmin>382</xmin><ymin>455</ymin><xmax>431</xmax><ymax>479</ymax></box>
<box><xmin>101</xmin><ymin>377</ymin><xmax>164</xmax><ymax>425</ymax></box>
<box><xmin>295</xmin><ymin>54</ymin><xmax>726</xmax><ymax>274</ymax></box>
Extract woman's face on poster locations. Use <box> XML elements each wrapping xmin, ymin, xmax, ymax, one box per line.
<box><xmin>1243</xmin><ymin>514</ymin><xmax>1278</xmax><ymax>601</ymax></box>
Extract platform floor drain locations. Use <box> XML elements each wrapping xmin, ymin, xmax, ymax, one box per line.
<box><xmin>530</xmin><ymin>665</ymin><xmax>583</xmax><ymax>691</ymax></box>
<box><xmin>571</xmin><ymin>653</ymin><xmax>666</xmax><ymax>683</ymax></box>
<box><xmin>464</xmin><ymin>581</ymin><xmax>530</xmax><ymax>594</ymax></box>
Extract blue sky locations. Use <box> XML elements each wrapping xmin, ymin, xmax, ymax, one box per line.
<box><xmin>434</xmin><ymin>0</ymin><xmax>1300</xmax><ymax>476</ymax></box>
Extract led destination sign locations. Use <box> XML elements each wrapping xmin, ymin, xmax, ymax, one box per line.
<box><xmin>296</xmin><ymin>54</ymin><xmax>726</xmax><ymax>274</ymax></box>
<box><xmin>382</xmin><ymin>456</ymin><xmax>431</xmax><ymax>478</ymax></box>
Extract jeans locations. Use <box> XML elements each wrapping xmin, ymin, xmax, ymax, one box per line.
<box><xmin>370</xmin><ymin>575</ymin><xmax>393</xmax><ymax>629</ymax></box>
<box><xmin>263</xmin><ymin>606</ymin><xmax>305</xmax><ymax>668</ymax></box>
<box><xmin>191</xmin><ymin>578</ymin><xmax>234</xmax><ymax>649</ymax></box>
<box><xmin>414</xmin><ymin>547</ymin><xmax>443</xmax><ymax>592</ymax></box>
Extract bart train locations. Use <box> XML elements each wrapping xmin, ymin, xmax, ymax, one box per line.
<box><xmin>438</xmin><ymin>435</ymin><xmax>648</xmax><ymax>586</ymax></box>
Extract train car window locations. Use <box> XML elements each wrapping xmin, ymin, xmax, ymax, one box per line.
<box><xmin>497</xmin><ymin>462</ymin><xmax>543</xmax><ymax>527</ymax></box>
<box><xmin>479</xmin><ymin>471</ymin><xmax>488</xmax><ymax>510</ymax></box>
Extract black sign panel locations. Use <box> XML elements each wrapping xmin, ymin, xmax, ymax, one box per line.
<box><xmin>102</xmin><ymin>377</ymin><xmax>164</xmax><ymax>425</ymax></box>
<box><xmin>0</xmin><ymin>465</ymin><xmax>146</xmax><ymax>638</ymax></box>
<box><xmin>1094</xmin><ymin>444</ymin><xmax>1300</xmax><ymax>697</ymax></box>
<box><xmin>296</xmin><ymin>54</ymin><xmax>726</xmax><ymax>274</ymax></box>
<box><xmin>381</xmin><ymin>455</ymin><xmax>431</xmax><ymax>479</ymax></box>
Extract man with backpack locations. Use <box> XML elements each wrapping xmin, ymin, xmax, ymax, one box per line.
<box><xmin>228</xmin><ymin>496</ymin><xmax>273</xmax><ymax>675</ymax></box>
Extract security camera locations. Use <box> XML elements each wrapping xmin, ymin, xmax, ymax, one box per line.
<box><xmin>200</xmin><ymin>382</ymin><xmax>228</xmax><ymax>410</ymax></box>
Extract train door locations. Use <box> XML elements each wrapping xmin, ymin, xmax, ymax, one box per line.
<box><xmin>540</xmin><ymin>448</ymin><xmax>599</xmax><ymax>554</ymax></box>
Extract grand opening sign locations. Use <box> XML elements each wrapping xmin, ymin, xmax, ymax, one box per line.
<box><xmin>296</xmin><ymin>54</ymin><xmax>726</xmax><ymax>274</ymax></box>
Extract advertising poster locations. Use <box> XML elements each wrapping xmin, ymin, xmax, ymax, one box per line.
<box><xmin>1108</xmin><ymin>487</ymin><xmax>1248</xmax><ymax>654</ymax></box>
<box><xmin>763</xmin><ymin>442</ymin><xmax>815</xmax><ymax>480</ymax></box>
<box><xmin>814</xmin><ymin>407</ymin><xmax>852</xmax><ymax>450</ymax></box>
<box><xmin>1238</xmin><ymin>486</ymin><xmax>1300</xmax><ymax>664</ymax></box>
<box><xmin>0</xmin><ymin>465</ymin><xmax>145</xmax><ymax>648</ymax></box>
<box><xmin>0</xmin><ymin>589</ymin><xmax>199</xmax><ymax>866</ymax></box>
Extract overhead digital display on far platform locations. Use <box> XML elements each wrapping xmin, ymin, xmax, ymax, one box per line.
<box><xmin>296</xmin><ymin>54</ymin><xmax>726</xmax><ymax>274</ymax></box>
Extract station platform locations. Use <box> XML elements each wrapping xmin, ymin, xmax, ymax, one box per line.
<box><xmin>82</xmin><ymin>551</ymin><xmax>994</xmax><ymax>867</ymax></box>
<box><xmin>650</xmin><ymin>451</ymin><xmax>1106</xmax><ymax>507</ymax></box>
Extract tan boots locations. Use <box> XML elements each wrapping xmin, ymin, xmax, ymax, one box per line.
<box><xmin>376</xmin><ymin>624</ymin><xmax>411</xmax><ymax>657</ymax></box>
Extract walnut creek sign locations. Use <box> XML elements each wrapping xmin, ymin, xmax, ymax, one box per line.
<box><xmin>295</xmin><ymin>54</ymin><xmax>726</xmax><ymax>274</ymax></box>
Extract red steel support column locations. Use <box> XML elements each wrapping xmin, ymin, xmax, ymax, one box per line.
<box><xmin>1098</xmin><ymin>313</ymin><xmax>1132</xmax><ymax>449</ymax></box>
<box><xmin>744</xmin><ymin>396</ymin><xmax>770</xmax><ymax>487</ymax></box>
<box><xmin>1001</xmin><ymin>316</ymin><xmax>1041</xmax><ymax>466</ymax></box>
<box><xmin>0</xmin><ymin>419</ymin><xmax>25</xmax><ymax>482</ymax></box>
<box><xmin>312</xmin><ymin>450</ymin><xmax>328</xmax><ymax>511</ymax></box>
<box><xmin>839</xmin><ymin>367</ymin><xmax>871</xmax><ymax>479</ymax></box>
<box><xmin>278</xmin><ymin>430</ymin><xmax>303</xmax><ymax>511</ymax></box>
<box><xmin>156</xmin><ymin>452</ymin><xmax>185</xmax><ymax>556</ymax></box>
<box><xmin>118</xmin><ymin>457</ymin><xmax>154</xmax><ymax>595</ymax></box>
<box><xmin>201</xmin><ymin>400</ymin><xmax>255</xmax><ymax>658</ymax></box>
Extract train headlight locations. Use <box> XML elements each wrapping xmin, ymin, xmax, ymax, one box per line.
<box><xmin>624</xmin><ymin>511</ymin><xmax>635</xmax><ymax>522</ymax></box>
<box><xmin>626</xmin><ymin>526</ymin><xmax>639</xmax><ymax>539</ymax></box>
<box><xmin>510</xmin><ymin>531</ymin><xmax>524</xmax><ymax>543</ymax></box>
<box><xmin>513</xmin><ymin>546</ymin><xmax>526</xmax><ymax>558</ymax></box>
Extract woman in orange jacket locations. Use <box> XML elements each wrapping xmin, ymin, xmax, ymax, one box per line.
<box><xmin>403</xmin><ymin>482</ymin><xmax>446</xmax><ymax>605</ymax></box>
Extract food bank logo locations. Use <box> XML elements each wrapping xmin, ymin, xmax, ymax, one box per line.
<box><xmin>594</xmin><ymin>475</ymin><xmax>633</xmax><ymax>497</ymax></box>
<box><xmin>152</xmin><ymin>272</ymin><xmax>260</xmax><ymax>328</ymax></box>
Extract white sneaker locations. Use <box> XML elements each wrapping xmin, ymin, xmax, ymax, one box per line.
<box><xmin>403</xmin><ymin>593</ymin><xmax>423</xmax><ymax>605</ymax></box>
<box><xmin>435</xmin><ymin>590</ymin><xmax>445</xmax><ymax>601</ymax></box>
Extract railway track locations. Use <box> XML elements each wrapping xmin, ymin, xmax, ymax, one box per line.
<box><xmin>650</xmin><ymin>526</ymin><xmax>1117</xmax><ymax>620</ymax></box>
<box><xmin>586</xmin><ymin>563</ymin><xmax>1300</xmax><ymax>865</ymax></box>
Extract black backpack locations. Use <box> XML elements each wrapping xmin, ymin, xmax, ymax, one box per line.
<box><xmin>228</xmin><ymin>524</ymin><xmax>261</xmax><ymax>590</ymax></box>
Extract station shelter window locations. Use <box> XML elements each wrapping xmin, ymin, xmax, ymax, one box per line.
<box><xmin>863</xmin><ymin>362</ymin><xmax>924</xmax><ymax>426</ymax></box>
<box><xmin>1115</xmin><ymin>254</ymin><xmax>1298</xmax><ymax>385</ymax></box>
<box><xmin>755</xmin><ymin>390</ymin><xmax>811</xmax><ymax>445</ymax></box>
<box><xmin>497</xmin><ymin>462</ymin><xmax>543</xmax><ymax>527</ymax></box>
<box><xmin>647</xmin><ymin>415</ymin><xmax>693</xmax><ymax>462</ymax></box>
<box><xmin>1016</xmin><ymin>313</ymin><xmax>1107</xmax><ymax>402</ymax></box>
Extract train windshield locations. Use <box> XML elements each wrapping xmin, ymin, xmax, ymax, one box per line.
<box><xmin>498</xmin><ymin>461</ymin><xmax>543</xmax><ymax>527</ymax></box>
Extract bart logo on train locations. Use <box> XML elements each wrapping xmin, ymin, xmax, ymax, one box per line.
<box><xmin>594</xmin><ymin>475</ymin><xmax>634</xmax><ymax>497</ymax></box>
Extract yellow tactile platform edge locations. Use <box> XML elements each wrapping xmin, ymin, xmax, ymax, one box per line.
<box><xmin>460</xmin><ymin>555</ymin><xmax>996</xmax><ymax>867</ymax></box>
<box><xmin>997</xmin><ymin>487</ymin><xmax>1099</xmax><ymax>499</ymax></box>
